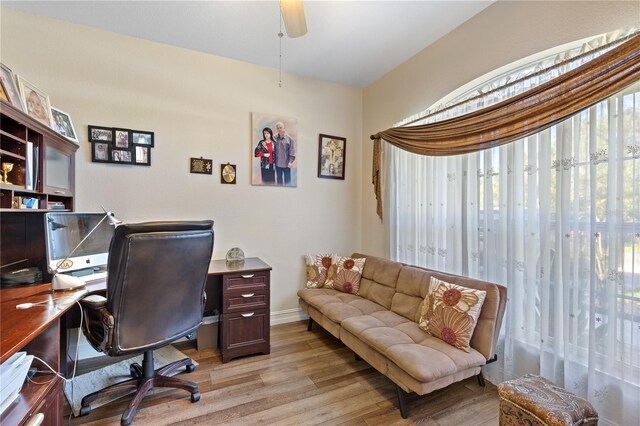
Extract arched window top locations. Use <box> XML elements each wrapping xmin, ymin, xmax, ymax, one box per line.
<box><xmin>396</xmin><ymin>25</ymin><xmax>639</xmax><ymax>128</ymax></box>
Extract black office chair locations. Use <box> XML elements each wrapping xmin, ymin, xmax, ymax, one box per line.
<box><xmin>78</xmin><ymin>221</ymin><xmax>214</xmax><ymax>425</ymax></box>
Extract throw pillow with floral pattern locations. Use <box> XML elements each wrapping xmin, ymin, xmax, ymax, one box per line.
<box><xmin>304</xmin><ymin>254</ymin><xmax>335</xmax><ymax>288</ymax></box>
<box><xmin>325</xmin><ymin>255</ymin><xmax>366</xmax><ymax>294</ymax></box>
<box><xmin>419</xmin><ymin>277</ymin><xmax>486</xmax><ymax>352</ymax></box>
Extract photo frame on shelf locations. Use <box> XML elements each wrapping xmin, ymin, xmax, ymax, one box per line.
<box><xmin>16</xmin><ymin>75</ymin><xmax>51</xmax><ymax>127</ymax></box>
<box><xmin>88</xmin><ymin>125</ymin><xmax>113</xmax><ymax>142</ymax></box>
<box><xmin>0</xmin><ymin>63</ymin><xmax>24</xmax><ymax>112</ymax></box>
<box><xmin>113</xmin><ymin>128</ymin><xmax>131</xmax><ymax>149</ymax></box>
<box><xmin>134</xmin><ymin>146</ymin><xmax>151</xmax><ymax>166</ymax></box>
<box><xmin>92</xmin><ymin>142</ymin><xmax>110</xmax><ymax>163</ymax></box>
<box><xmin>317</xmin><ymin>134</ymin><xmax>346</xmax><ymax>180</ymax></box>
<box><xmin>111</xmin><ymin>148</ymin><xmax>132</xmax><ymax>163</ymax></box>
<box><xmin>50</xmin><ymin>107</ymin><xmax>79</xmax><ymax>144</ymax></box>
<box><xmin>132</xmin><ymin>130</ymin><xmax>154</xmax><ymax>147</ymax></box>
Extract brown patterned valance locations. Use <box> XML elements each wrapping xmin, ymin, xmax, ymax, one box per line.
<box><xmin>371</xmin><ymin>34</ymin><xmax>640</xmax><ymax>220</ymax></box>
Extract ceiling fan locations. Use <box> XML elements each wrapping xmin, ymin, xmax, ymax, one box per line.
<box><xmin>280</xmin><ymin>0</ymin><xmax>307</xmax><ymax>38</ymax></box>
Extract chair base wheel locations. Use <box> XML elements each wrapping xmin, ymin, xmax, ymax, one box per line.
<box><xmin>79</xmin><ymin>405</ymin><xmax>91</xmax><ymax>417</ymax></box>
<box><xmin>130</xmin><ymin>363</ymin><xmax>142</xmax><ymax>378</ymax></box>
<box><xmin>185</xmin><ymin>363</ymin><xmax>196</xmax><ymax>373</ymax></box>
<box><xmin>191</xmin><ymin>391</ymin><xmax>200</xmax><ymax>403</ymax></box>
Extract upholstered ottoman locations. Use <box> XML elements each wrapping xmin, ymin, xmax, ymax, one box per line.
<box><xmin>497</xmin><ymin>374</ymin><xmax>598</xmax><ymax>426</ymax></box>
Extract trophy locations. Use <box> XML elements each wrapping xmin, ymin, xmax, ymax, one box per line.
<box><xmin>1</xmin><ymin>162</ymin><xmax>14</xmax><ymax>184</ymax></box>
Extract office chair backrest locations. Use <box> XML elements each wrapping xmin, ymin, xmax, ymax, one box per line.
<box><xmin>106</xmin><ymin>221</ymin><xmax>214</xmax><ymax>355</ymax></box>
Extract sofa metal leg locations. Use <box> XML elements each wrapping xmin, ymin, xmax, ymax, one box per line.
<box><xmin>396</xmin><ymin>385</ymin><xmax>409</xmax><ymax>419</ymax></box>
<box><xmin>477</xmin><ymin>370</ymin><xmax>486</xmax><ymax>387</ymax></box>
<box><xmin>307</xmin><ymin>317</ymin><xmax>313</xmax><ymax>331</ymax></box>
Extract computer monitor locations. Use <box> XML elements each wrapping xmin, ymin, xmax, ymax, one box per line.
<box><xmin>44</xmin><ymin>212</ymin><xmax>115</xmax><ymax>275</ymax></box>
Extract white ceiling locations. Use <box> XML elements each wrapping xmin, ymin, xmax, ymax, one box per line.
<box><xmin>2</xmin><ymin>1</ymin><xmax>493</xmax><ymax>88</ymax></box>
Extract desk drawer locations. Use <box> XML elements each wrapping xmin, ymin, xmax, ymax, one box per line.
<box><xmin>223</xmin><ymin>271</ymin><xmax>269</xmax><ymax>293</ymax></box>
<box><xmin>224</xmin><ymin>290</ymin><xmax>269</xmax><ymax>313</ymax></box>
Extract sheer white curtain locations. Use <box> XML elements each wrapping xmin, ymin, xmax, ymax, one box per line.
<box><xmin>384</xmin><ymin>31</ymin><xmax>639</xmax><ymax>426</ymax></box>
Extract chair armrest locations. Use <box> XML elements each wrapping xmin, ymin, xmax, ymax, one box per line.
<box><xmin>80</xmin><ymin>295</ymin><xmax>114</xmax><ymax>353</ymax></box>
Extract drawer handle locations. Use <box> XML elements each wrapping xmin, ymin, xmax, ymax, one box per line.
<box><xmin>25</xmin><ymin>413</ymin><xmax>44</xmax><ymax>426</ymax></box>
<box><xmin>241</xmin><ymin>293</ymin><xmax>255</xmax><ymax>298</ymax></box>
<box><xmin>241</xmin><ymin>312</ymin><xmax>255</xmax><ymax>317</ymax></box>
<box><xmin>54</xmin><ymin>190</ymin><xmax>63</xmax><ymax>194</ymax></box>
<box><xmin>241</xmin><ymin>274</ymin><xmax>255</xmax><ymax>279</ymax></box>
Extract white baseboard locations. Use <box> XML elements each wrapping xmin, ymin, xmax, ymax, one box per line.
<box><xmin>270</xmin><ymin>307</ymin><xmax>308</xmax><ymax>325</ymax></box>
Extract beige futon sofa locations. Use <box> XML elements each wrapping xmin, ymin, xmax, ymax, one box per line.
<box><xmin>297</xmin><ymin>253</ymin><xmax>507</xmax><ymax>418</ymax></box>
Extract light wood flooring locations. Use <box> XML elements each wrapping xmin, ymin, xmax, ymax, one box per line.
<box><xmin>64</xmin><ymin>320</ymin><xmax>500</xmax><ymax>425</ymax></box>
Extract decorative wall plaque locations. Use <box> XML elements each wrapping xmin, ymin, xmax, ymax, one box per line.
<box><xmin>221</xmin><ymin>163</ymin><xmax>236</xmax><ymax>184</ymax></box>
<box><xmin>190</xmin><ymin>157</ymin><xmax>212</xmax><ymax>174</ymax></box>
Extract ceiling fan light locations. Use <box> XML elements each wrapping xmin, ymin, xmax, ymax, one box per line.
<box><xmin>280</xmin><ymin>0</ymin><xmax>307</xmax><ymax>38</ymax></box>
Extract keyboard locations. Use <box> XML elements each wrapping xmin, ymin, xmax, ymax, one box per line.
<box><xmin>79</xmin><ymin>271</ymin><xmax>108</xmax><ymax>284</ymax></box>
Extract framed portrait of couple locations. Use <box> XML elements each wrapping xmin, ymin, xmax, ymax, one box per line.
<box><xmin>251</xmin><ymin>112</ymin><xmax>298</xmax><ymax>187</ymax></box>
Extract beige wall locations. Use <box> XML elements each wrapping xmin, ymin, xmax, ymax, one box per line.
<box><xmin>0</xmin><ymin>8</ymin><xmax>363</xmax><ymax>318</ymax></box>
<box><xmin>361</xmin><ymin>1</ymin><xmax>639</xmax><ymax>257</ymax></box>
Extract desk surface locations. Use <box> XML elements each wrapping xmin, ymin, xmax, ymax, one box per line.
<box><xmin>0</xmin><ymin>283</ymin><xmax>91</xmax><ymax>364</ymax></box>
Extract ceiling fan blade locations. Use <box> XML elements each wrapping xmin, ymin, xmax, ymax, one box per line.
<box><xmin>280</xmin><ymin>0</ymin><xmax>307</xmax><ymax>38</ymax></box>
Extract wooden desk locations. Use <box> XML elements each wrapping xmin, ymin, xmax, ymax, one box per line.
<box><xmin>0</xmin><ymin>283</ymin><xmax>89</xmax><ymax>426</ymax></box>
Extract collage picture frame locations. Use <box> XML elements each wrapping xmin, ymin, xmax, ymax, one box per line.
<box><xmin>89</xmin><ymin>125</ymin><xmax>153</xmax><ymax>166</ymax></box>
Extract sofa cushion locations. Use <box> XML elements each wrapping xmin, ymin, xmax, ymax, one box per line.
<box><xmin>325</xmin><ymin>255</ymin><xmax>366</xmax><ymax>294</ymax></box>
<box><xmin>390</xmin><ymin>265</ymin><xmax>431</xmax><ymax>322</ymax></box>
<box><xmin>342</xmin><ymin>312</ymin><xmax>486</xmax><ymax>383</ymax></box>
<box><xmin>351</xmin><ymin>253</ymin><xmax>402</xmax><ymax>309</ymax></box>
<box><xmin>418</xmin><ymin>277</ymin><xmax>486</xmax><ymax>352</ymax></box>
<box><xmin>297</xmin><ymin>288</ymin><xmax>386</xmax><ymax>324</ymax></box>
<box><xmin>304</xmin><ymin>253</ymin><xmax>334</xmax><ymax>288</ymax></box>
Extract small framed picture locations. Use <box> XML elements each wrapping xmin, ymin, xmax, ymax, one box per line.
<box><xmin>318</xmin><ymin>134</ymin><xmax>346</xmax><ymax>180</ymax></box>
<box><xmin>111</xmin><ymin>149</ymin><xmax>132</xmax><ymax>163</ymax></box>
<box><xmin>88</xmin><ymin>125</ymin><xmax>113</xmax><ymax>142</ymax></box>
<box><xmin>134</xmin><ymin>145</ymin><xmax>151</xmax><ymax>166</ymax></box>
<box><xmin>0</xmin><ymin>64</ymin><xmax>24</xmax><ymax>112</ymax></box>
<box><xmin>50</xmin><ymin>107</ymin><xmax>79</xmax><ymax>144</ymax></box>
<box><xmin>132</xmin><ymin>130</ymin><xmax>154</xmax><ymax>147</ymax></box>
<box><xmin>221</xmin><ymin>163</ymin><xmax>237</xmax><ymax>184</ymax></box>
<box><xmin>16</xmin><ymin>75</ymin><xmax>51</xmax><ymax>127</ymax></box>
<box><xmin>114</xmin><ymin>128</ymin><xmax>131</xmax><ymax>149</ymax></box>
<box><xmin>92</xmin><ymin>142</ymin><xmax>110</xmax><ymax>163</ymax></box>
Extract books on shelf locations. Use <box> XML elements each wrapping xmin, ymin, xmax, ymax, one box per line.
<box><xmin>47</xmin><ymin>201</ymin><xmax>66</xmax><ymax>210</ymax></box>
<box><xmin>25</xmin><ymin>142</ymin><xmax>33</xmax><ymax>190</ymax></box>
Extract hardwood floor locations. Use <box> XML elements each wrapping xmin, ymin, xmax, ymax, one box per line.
<box><xmin>64</xmin><ymin>320</ymin><xmax>500</xmax><ymax>425</ymax></box>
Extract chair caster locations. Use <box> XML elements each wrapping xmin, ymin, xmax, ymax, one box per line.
<box><xmin>130</xmin><ymin>363</ymin><xmax>142</xmax><ymax>378</ymax></box>
<box><xmin>191</xmin><ymin>391</ymin><xmax>200</xmax><ymax>403</ymax></box>
<box><xmin>185</xmin><ymin>363</ymin><xmax>196</xmax><ymax>373</ymax></box>
<box><xmin>79</xmin><ymin>404</ymin><xmax>91</xmax><ymax>417</ymax></box>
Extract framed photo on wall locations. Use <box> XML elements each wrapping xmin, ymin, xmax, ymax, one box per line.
<box><xmin>111</xmin><ymin>149</ymin><xmax>132</xmax><ymax>163</ymax></box>
<box><xmin>132</xmin><ymin>130</ymin><xmax>154</xmax><ymax>147</ymax></box>
<box><xmin>318</xmin><ymin>134</ymin><xmax>346</xmax><ymax>180</ymax></box>
<box><xmin>88</xmin><ymin>125</ymin><xmax>113</xmax><ymax>142</ymax></box>
<box><xmin>16</xmin><ymin>75</ymin><xmax>51</xmax><ymax>126</ymax></box>
<box><xmin>251</xmin><ymin>112</ymin><xmax>298</xmax><ymax>187</ymax></box>
<box><xmin>134</xmin><ymin>145</ymin><xmax>151</xmax><ymax>166</ymax></box>
<box><xmin>92</xmin><ymin>142</ymin><xmax>110</xmax><ymax>163</ymax></box>
<box><xmin>114</xmin><ymin>128</ymin><xmax>131</xmax><ymax>149</ymax></box>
